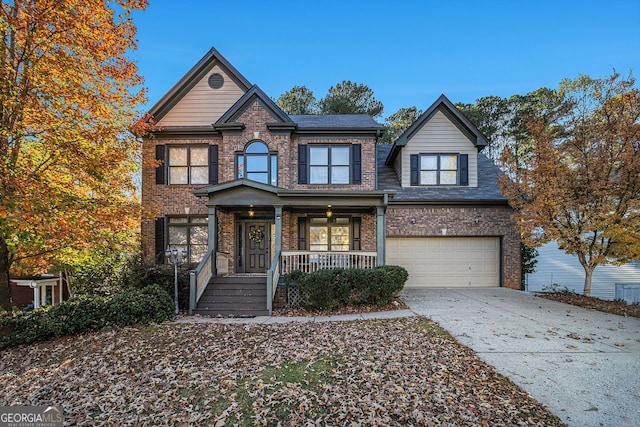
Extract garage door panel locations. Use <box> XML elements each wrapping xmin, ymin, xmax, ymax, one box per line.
<box><xmin>386</xmin><ymin>237</ymin><xmax>499</xmax><ymax>287</ymax></box>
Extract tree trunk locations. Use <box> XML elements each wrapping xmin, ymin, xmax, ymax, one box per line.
<box><xmin>0</xmin><ymin>236</ymin><xmax>12</xmax><ymax>310</ymax></box>
<box><xmin>583</xmin><ymin>266</ymin><xmax>594</xmax><ymax>297</ymax></box>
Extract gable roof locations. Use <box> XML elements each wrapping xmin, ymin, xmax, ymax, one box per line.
<box><xmin>376</xmin><ymin>144</ymin><xmax>508</xmax><ymax>204</ymax></box>
<box><xmin>146</xmin><ymin>47</ymin><xmax>252</xmax><ymax>122</ymax></box>
<box><xmin>385</xmin><ymin>94</ymin><xmax>489</xmax><ymax>165</ymax></box>
<box><xmin>192</xmin><ymin>178</ymin><xmax>279</xmax><ymax>197</ymax></box>
<box><xmin>215</xmin><ymin>85</ymin><xmax>293</xmax><ymax>127</ymax></box>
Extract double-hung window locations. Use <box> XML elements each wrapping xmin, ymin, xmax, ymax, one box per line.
<box><xmin>309</xmin><ymin>217</ymin><xmax>350</xmax><ymax>251</ymax></box>
<box><xmin>167</xmin><ymin>217</ymin><xmax>208</xmax><ymax>264</ymax></box>
<box><xmin>419</xmin><ymin>154</ymin><xmax>458</xmax><ymax>185</ymax></box>
<box><xmin>168</xmin><ymin>146</ymin><xmax>209</xmax><ymax>185</ymax></box>
<box><xmin>410</xmin><ymin>153</ymin><xmax>468</xmax><ymax>186</ymax></box>
<box><xmin>309</xmin><ymin>146</ymin><xmax>350</xmax><ymax>184</ymax></box>
<box><xmin>236</xmin><ymin>141</ymin><xmax>278</xmax><ymax>186</ymax></box>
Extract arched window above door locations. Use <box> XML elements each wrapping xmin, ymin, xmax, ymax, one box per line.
<box><xmin>236</xmin><ymin>141</ymin><xmax>278</xmax><ymax>186</ymax></box>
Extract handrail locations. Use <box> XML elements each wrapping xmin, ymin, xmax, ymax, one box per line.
<box><xmin>266</xmin><ymin>249</ymin><xmax>281</xmax><ymax>315</ymax></box>
<box><xmin>189</xmin><ymin>248</ymin><xmax>214</xmax><ymax>314</ymax></box>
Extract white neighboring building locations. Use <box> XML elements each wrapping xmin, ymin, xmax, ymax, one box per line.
<box><xmin>526</xmin><ymin>242</ymin><xmax>640</xmax><ymax>302</ymax></box>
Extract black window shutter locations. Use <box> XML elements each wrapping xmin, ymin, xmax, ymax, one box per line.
<box><xmin>351</xmin><ymin>217</ymin><xmax>361</xmax><ymax>250</ymax></box>
<box><xmin>297</xmin><ymin>217</ymin><xmax>307</xmax><ymax>250</ymax></box>
<box><xmin>459</xmin><ymin>154</ymin><xmax>469</xmax><ymax>186</ymax></box>
<box><xmin>410</xmin><ymin>154</ymin><xmax>419</xmax><ymax>186</ymax></box>
<box><xmin>352</xmin><ymin>144</ymin><xmax>362</xmax><ymax>184</ymax></box>
<box><xmin>298</xmin><ymin>144</ymin><xmax>308</xmax><ymax>184</ymax></box>
<box><xmin>209</xmin><ymin>145</ymin><xmax>219</xmax><ymax>185</ymax></box>
<box><xmin>154</xmin><ymin>217</ymin><xmax>166</xmax><ymax>264</ymax></box>
<box><xmin>155</xmin><ymin>145</ymin><xmax>166</xmax><ymax>185</ymax></box>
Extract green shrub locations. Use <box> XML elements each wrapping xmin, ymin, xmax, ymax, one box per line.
<box><xmin>299</xmin><ymin>269</ymin><xmax>344</xmax><ymax>310</ymax></box>
<box><xmin>284</xmin><ymin>269</ymin><xmax>307</xmax><ymax>286</ymax></box>
<box><xmin>283</xmin><ymin>265</ymin><xmax>408</xmax><ymax>311</ymax></box>
<box><xmin>0</xmin><ymin>285</ymin><xmax>174</xmax><ymax>349</ymax></box>
<box><xmin>0</xmin><ymin>294</ymin><xmax>108</xmax><ymax>348</ymax></box>
<box><xmin>542</xmin><ymin>283</ymin><xmax>577</xmax><ymax>295</ymax></box>
<box><xmin>337</xmin><ymin>268</ymin><xmax>371</xmax><ymax>305</ymax></box>
<box><xmin>108</xmin><ymin>284</ymin><xmax>174</xmax><ymax>326</ymax></box>
<box><xmin>69</xmin><ymin>251</ymin><xmax>140</xmax><ymax>296</ymax></box>
<box><xmin>371</xmin><ymin>266</ymin><xmax>408</xmax><ymax>305</ymax></box>
<box><xmin>125</xmin><ymin>265</ymin><xmax>191</xmax><ymax>311</ymax></box>
<box><xmin>67</xmin><ymin>251</ymin><xmax>191</xmax><ymax>311</ymax></box>
<box><xmin>1</xmin><ymin>309</ymin><xmax>50</xmax><ymax>348</ymax></box>
<box><xmin>45</xmin><ymin>294</ymin><xmax>109</xmax><ymax>336</ymax></box>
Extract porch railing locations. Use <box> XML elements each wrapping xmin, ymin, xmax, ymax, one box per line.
<box><xmin>280</xmin><ymin>251</ymin><xmax>377</xmax><ymax>274</ymax></box>
<box><xmin>266</xmin><ymin>249</ymin><xmax>281</xmax><ymax>315</ymax></box>
<box><xmin>189</xmin><ymin>248</ymin><xmax>214</xmax><ymax>314</ymax></box>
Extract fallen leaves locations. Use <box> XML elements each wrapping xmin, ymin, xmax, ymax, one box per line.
<box><xmin>538</xmin><ymin>294</ymin><xmax>640</xmax><ymax>318</ymax></box>
<box><xmin>0</xmin><ymin>317</ymin><xmax>563</xmax><ymax>426</ymax></box>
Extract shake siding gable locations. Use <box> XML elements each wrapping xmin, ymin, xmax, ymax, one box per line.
<box><xmin>399</xmin><ymin>110</ymin><xmax>478</xmax><ymax>188</ymax></box>
<box><xmin>158</xmin><ymin>65</ymin><xmax>246</xmax><ymax>127</ymax></box>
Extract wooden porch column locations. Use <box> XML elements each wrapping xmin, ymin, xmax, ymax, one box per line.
<box><xmin>208</xmin><ymin>206</ymin><xmax>217</xmax><ymax>275</ymax></box>
<box><xmin>376</xmin><ymin>205</ymin><xmax>386</xmax><ymax>266</ymax></box>
<box><xmin>274</xmin><ymin>205</ymin><xmax>283</xmax><ymax>255</ymax></box>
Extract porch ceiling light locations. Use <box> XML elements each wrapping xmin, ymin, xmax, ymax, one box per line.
<box><xmin>248</xmin><ymin>205</ymin><xmax>255</xmax><ymax>217</ymax></box>
<box><xmin>326</xmin><ymin>205</ymin><xmax>333</xmax><ymax>218</ymax></box>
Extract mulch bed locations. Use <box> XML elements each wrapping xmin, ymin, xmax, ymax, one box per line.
<box><xmin>273</xmin><ymin>298</ymin><xmax>409</xmax><ymax>317</ymax></box>
<box><xmin>537</xmin><ymin>293</ymin><xmax>640</xmax><ymax>318</ymax></box>
<box><xmin>0</xmin><ymin>317</ymin><xmax>563</xmax><ymax>426</ymax></box>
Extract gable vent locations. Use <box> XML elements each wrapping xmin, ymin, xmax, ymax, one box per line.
<box><xmin>208</xmin><ymin>73</ymin><xmax>224</xmax><ymax>89</ymax></box>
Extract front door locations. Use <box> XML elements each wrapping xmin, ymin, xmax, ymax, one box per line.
<box><xmin>238</xmin><ymin>221</ymin><xmax>271</xmax><ymax>273</ymax></box>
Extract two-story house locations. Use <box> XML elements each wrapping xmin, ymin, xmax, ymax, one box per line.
<box><xmin>141</xmin><ymin>47</ymin><xmax>520</xmax><ymax>316</ymax></box>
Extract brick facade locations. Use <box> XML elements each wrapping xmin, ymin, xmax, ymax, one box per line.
<box><xmin>9</xmin><ymin>282</ymin><xmax>35</xmax><ymax>308</ymax></box>
<box><xmin>140</xmin><ymin>136</ymin><xmax>213</xmax><ymax>263</ymax></box>
<box><xmin>140</xmin><ymin>57</ymin><xmax>522</xmax><ymax>292</ymax></box>
<box><xmin>289</xmin><ymin>137</ymin><xmax>377</xmax><ymax>191</ymax></box>
<box><xmin>386</xmin><ymin>206</ymin><xmax>521</xmax><ymax>289</ymax></box>
<box><xmin>142</xmin><ymin>100</ymin><xmax>380</xmax><ymax>268</ymax></box>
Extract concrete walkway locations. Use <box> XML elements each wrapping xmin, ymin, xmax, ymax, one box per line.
<box><xmin>401</xmin><ymin>287</ymin><xmax>640</xmax><ymax>427</ymax></box>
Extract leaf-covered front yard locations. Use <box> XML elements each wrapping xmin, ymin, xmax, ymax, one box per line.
<box><xmin>0</xmin><ymin>317</ymin><xmax>563</xmax><ymax>426</ymax></box>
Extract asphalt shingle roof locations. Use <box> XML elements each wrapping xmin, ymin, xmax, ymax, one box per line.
<box><xmin>376</xmin><ymin>144</ymin><xmax>509</xmax><ymax>203</ymax></box>
<box><xmin>290</xmin><ymin>115</ymin><xmax>384</xmax><ymax>129</ymax></box>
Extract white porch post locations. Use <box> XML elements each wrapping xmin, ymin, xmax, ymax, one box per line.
<box><xmin>208</xmin><ymin>206</ymin><xmax>217</xmax><ymax>275</ymax></box>
<box><xmin>32</xmin><ymin>284</ymin><xmax>40</xmax><ymax>309</ymax></box>
<box><xmin>376</xmin><ymin>205</ymin><xmax>386</xmax><ymax>266</ymax></box>
<box><xmin>58</xmin><ymin>275</ymin><xmax>63</xmax><ymax>305</ymax></box>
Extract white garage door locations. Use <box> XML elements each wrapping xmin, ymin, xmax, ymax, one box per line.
<box><xmin>386</xmin><ymin>237</ymin><xmax>500</xmax><ymax>287</ymax></box>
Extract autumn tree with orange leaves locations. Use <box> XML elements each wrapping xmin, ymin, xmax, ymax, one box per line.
<box><xmin>501</xmin><ymin>72</ymin><xmax>640</xmax><ymax>296</ymax></box>
<box><xmin>0</xmin><ymin>0</ymin><xmax>149</xmax><ymax>309</ymax></box>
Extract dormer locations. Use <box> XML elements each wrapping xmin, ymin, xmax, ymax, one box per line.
<box><xmin>384</xmin><ymin>94</ymin><xmax>488</xmax><ymax>188</ymax></box>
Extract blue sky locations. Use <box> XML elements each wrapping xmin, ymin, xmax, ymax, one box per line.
<box><xmin>130</xmin><ymin>0</ymin><xmax>640</xmax><ymax>119</ymax></box>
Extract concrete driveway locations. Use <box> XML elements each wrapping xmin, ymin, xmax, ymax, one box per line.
<box><xmin>401</xmin><ymin>287</ymin><xmax>640</xmax><ymax>427</ymax></box>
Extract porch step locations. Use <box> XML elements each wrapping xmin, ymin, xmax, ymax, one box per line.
<box><xmin>194</xmin><ymin>276</ymin><xmax>269</xmax><ymax>317</ymax></box>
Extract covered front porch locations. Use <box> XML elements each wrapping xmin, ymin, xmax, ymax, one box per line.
<box><xmin>188</xmin><ymin>180</ymin><xmax>392</xmax><ymax>315</ymax></box>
